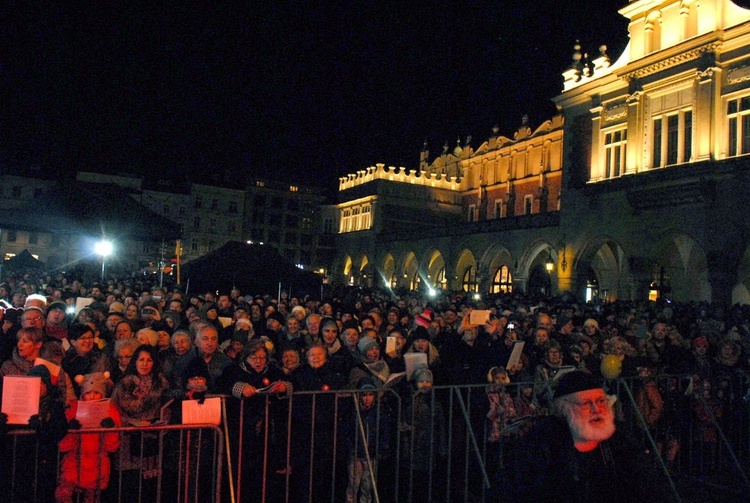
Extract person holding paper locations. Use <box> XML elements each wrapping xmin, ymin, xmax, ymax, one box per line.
<box><xmin>56</xmin><ymin>371</ymin><xmax>121</xmax><ymax>503</ymax></box>
<box><xmin>349</xmin><ymin>336</ymin><xmax>392</xmax><ymax>389</ymax></box>
<box><xmin>404</xmin><ymin>326</ymin><xmax>442</xmax><ymax>384</ymax></box>
<box><xmin>1</xmin><ymin>327</ymin><xmax>75</xmax><ymax>405</ymax></box>
<box><xmin>0</xmin><ymin>364</ymin><xmax>68</xmax><ymax>502</ymax></box>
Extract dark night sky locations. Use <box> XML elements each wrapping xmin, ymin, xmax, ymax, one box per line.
<box><xmin>0</xmin><ymin>1</ymin><xmax>630</xmax><ymax>189</ymax></box>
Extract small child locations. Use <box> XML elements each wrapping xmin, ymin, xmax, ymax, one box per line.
<box><xmin>344</xmin><ymin>377</ymin><xmax>392</xmax><ymax>503</ymax></box>
<box><xmin>56</xmin><ymin>371</ymin><xmax>121</xmax><ymax>503</ymax></box>
<box><xmin>486</xmin><ymin>366</ymin><xmax>516</xmax><ymax>442</ymax></box>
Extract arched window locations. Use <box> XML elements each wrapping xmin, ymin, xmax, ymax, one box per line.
<box><xmin>462</xmin><ymin>266</ymin><xmax>478</xmax><ymax>292</ymax></box>
<box><xmin>490</xmin><ymin>266</ymin><xmax>513</xmax><ymax>293</ymax></box>
<box><xmin>410</xmin><ymin>272</ymin><xmax>421</xmax><ymax>291</ymax></box>
<box><xmin>435</xmin><ymin>266</ymin><xmax>447</xmax><ymax>290</ymax></box>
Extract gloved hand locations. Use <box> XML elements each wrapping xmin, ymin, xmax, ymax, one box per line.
<box><xmin>100</xmin><ymin>417</ymin><xmax>115</xmax><ymax>428</ymax></box>
<box><xmin>68</xmin><ymin>418</ymin><xmax>82</xmax><ymax>430</ymax></box>
<box><xmin>28</xmin><ymin>414</ymin><xmax>41</xmax><ymax>430</ymax></box>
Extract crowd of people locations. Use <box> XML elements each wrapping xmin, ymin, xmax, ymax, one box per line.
<box><xmin>0</xmin><ymin>269</ymin><xmax>748</xmax><ymax>501</ymax></box>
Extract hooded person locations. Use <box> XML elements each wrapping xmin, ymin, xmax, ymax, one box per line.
<box><xmin>349</xmin><ymin>335</ymin><xmax>391</xmax><ymax>388</ymax></box>
<box><xmin>56</xmin><ymin>371</ymin><xmax>121</xmax><ymax>502</ymax></box>
<box><xmin>512</xmin><ymin>370</ymin><xmax>672</xmax><ymax>502</ymax></box>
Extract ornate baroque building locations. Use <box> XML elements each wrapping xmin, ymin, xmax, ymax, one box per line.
<box><xmin>332</xmin><ymin>0</ymin><xmax>750</xmax><ymax>306</ymax></box>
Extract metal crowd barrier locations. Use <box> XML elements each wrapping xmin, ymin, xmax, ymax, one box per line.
<box><xmin>4</xmin><ymin>374</ymin><xmax>750</xmax><ymax>503</ymax></box>
<box><xmin>2</xmin><ymin>422</ymin><xmax>223</xmax><ymax>503</ymax></box>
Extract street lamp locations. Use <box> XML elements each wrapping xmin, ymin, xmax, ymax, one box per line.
<box><xmin>545</xmin><ymin>254</ymin><xmax>555</xmax><ymax>274</ymax></box>
<box><xmin>95</xmin><ymin>240</ymin><xmax>113</xmax><ymax>281</ymax></box>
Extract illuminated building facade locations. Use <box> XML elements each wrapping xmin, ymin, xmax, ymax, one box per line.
<box><xmin>332</xmin><ymin>0</ymin><xmax>750</xmax><ymax>305</ymax></box>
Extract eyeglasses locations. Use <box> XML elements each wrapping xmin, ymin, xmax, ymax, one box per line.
<box><xmin>565</xmin><ymin>396</ymin><xmax>610</xmax><ymax>412</ymax></box>
<box><xmin>248</xmin><ymin>356</ymin><xmax>267</xmax><ymax>362</ymax></box>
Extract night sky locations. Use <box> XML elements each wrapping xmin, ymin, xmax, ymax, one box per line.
<box><xmin>1</xmin><ymin>1</ymin><xmax>630</xmax><ymax>189</ymax></box>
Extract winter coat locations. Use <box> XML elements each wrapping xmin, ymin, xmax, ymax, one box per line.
<box><xmin>58</xmin><ymin>401</ymin><xmax>121</xmax><ymax>489</ymax></box>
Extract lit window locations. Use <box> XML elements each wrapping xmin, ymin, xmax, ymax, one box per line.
<box><xmin>362</xmin><ymin>206</ymin><xmax>372</xmax><ymax>230</ymax></box>
<box><xmin>603</xmin><ymin>127</ymin><xmax>627</xmax><ymax>178</ymax></box>
<box><xmin>652</xmin><ymin>109</ymin><xmax>692</xmax><ymax>167</ymax></box>
<box><xmin>490</xmin><ymin>266</ymin><xmax>513</xmax><ymax>293</ymax></box>
<box><xmin>462</xmin><ymin>267</ymin><xmax>478</xmax><ymax>292</ymax></box>
<box><xmin>727</xmin><ymin>97</ymin><xmax>750</xmax><ymax>157</ymax></box>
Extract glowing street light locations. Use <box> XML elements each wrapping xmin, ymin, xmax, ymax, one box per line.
<box><xmin>95</xmin><ymin>240</ymin><xmax>113</xmax><ymax>281</ymax></box>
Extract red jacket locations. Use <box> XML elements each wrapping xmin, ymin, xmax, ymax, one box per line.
<box><xmin>58</xmin><ymin>400</ymin><xmax>121</xmax><ymax>489</ymax></box>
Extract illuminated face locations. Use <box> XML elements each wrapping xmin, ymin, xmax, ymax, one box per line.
<box><xmin>115</xmin><ymin>322</ymin><xmax>134</xmax><ymax>340</ymax></box>
<box><xmin>125</xmin><ymin>305</ymin><xmax>139</xmax><ymax>321</ymax></box>
<box><xmin>46</xmin><ymin>308</ymin><xmax>66</xmax><ymax>326</ymax></box>
<box><xmin>117</xmin><ymin>348</ymin><xmax>134</xmax><ymax>370</ymax></box>
<box><xmin>360</xmin><ymin>391</ymin><xmax>375</xmax><ymax>410</ymax></box>
<box><xmin>562</xmin><ymin>389</ymin><xmax>615</xmax><ymax>445</ymax></box>
<box><xmin>156</xmin><ymin>330</ymin><xmax>171</xmax><ymax>349</ymax></box>
<box><xmin>361</xmin><ymin>319</ymin><xmax>375</xmax><ymax>331</ymax></box>
<box><xmin>306</xmin><ymin>316</ymin><xmax>321</xmax><ymax>335</ymax></box>
<box><xmin>72</xmin><ymin>331</ymin><xmax>95</xmax><ymax>356</ymax></box>
<box><xmin>387</xmin><ymin>311</ymin><xmax>399</xmax><ymax>325</ymax></box>
<box><xmin>365</xmin><ymin>344</ymin><xmax>380</xmax><ymax>363</ymax></box>
<box><xmin>444</xmin><ymin>311</ymin><xmax>457</xmax><ymax>324</ymax></box>
<box><xmin>173</xmin><ymin>334</ymin><xmax>192</xmax><ymax>356</ymax></box>
<box><xmin>196</xmin><ymin>328</ymin><xmax>219</xmax><ymax>357</ymax></box>
<box><xmin>342</xmin><ymin>328</ymin><xmax>359</xmax><ymax>348</ymax></box>
<box><xmin>82</xmin><ymin>390</ymin><xmax>103</xmax><ymax>401</ymax></box>
<box><xmin>307</xmin><ymin>346</ymin><xmax>327</xmax><ymax>369</ymax></box>
<box><xmin>547</xmin><ymin>348</ymin><xmax>562</xmax><ymax>365</ymax></box>
<box><xmin>22</xmin><ymin>310</ymin><xmax>44</xmax><ymax>329</ymax></box>
<box><xmin>286</xmin><ymin>318</ymin><xmax>300</xmax><ymax>334</ymax></box>
<box><xmin>282</xmin><ymin>350</ymin><xmax>300</xmax><ymax>372</ymax></box>
<box><xmin>392</xmin><ymin>332</ymin><xmax>406</xmax><ymax>351</ymax></box>
<box><xmin>584</xmin><ymin>324</ymin><xmax>597</xmax><ymax>336</ymax></box>
<box><xmin>17</xmin><ymin>333</ymin><xmax>41</xmax><ymax>360</ymax></box>
<box><xmin>106</xmin><ymin>314</ymin><xmax>123</xmax><ymax>331</ymax></box>
<box><xmin>320</xmin><ymin>303</ymin><xmax>333</xmax><ymax>316</ymax></box>
<box><xmin>322</xmin><ymin>324</ymin><xmax>339</xmax><ymax>345</ymax></box>
<box><xmin>206</xmin><ymin>308</ymin><xmax>218</xmax><ymax>320</ymax></box>
<box><xmin>247</xmin><ymin>349</ymin><xmax>268</xmax><ymax>373</ymax></box>
<box><xmin>535</xmin><ymin>329</ymin><xmax>549</xmax><ymax>345</ymax></box>
<box><xmin>135</xmin><ymin>350</ymin><xmax>154</xmax><ymax>376</ymax></box>
<box><xmin>218</xmin><ymin>296</ymin><xmax>231</xmax><ymax>310</ymax></box>
<box><xmin>413</xmin><ymin>339</ymin><xmax>429</xmax><ymax>353</ymax></box>
<box><xmin>416</xmin><ymin>375</ymin><xmax>433</xmax><ymax>393</ymax></box>
<box><xmin>537</xmin><ymin>315</ymin><xmax>552</xmax><ymax>332</ymax></box>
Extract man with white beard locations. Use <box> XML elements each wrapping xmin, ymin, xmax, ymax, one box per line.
<box><xmin>511</xmin><ymin>371</ymin><xmax>672</xmax><ymax>502</ymax></box>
